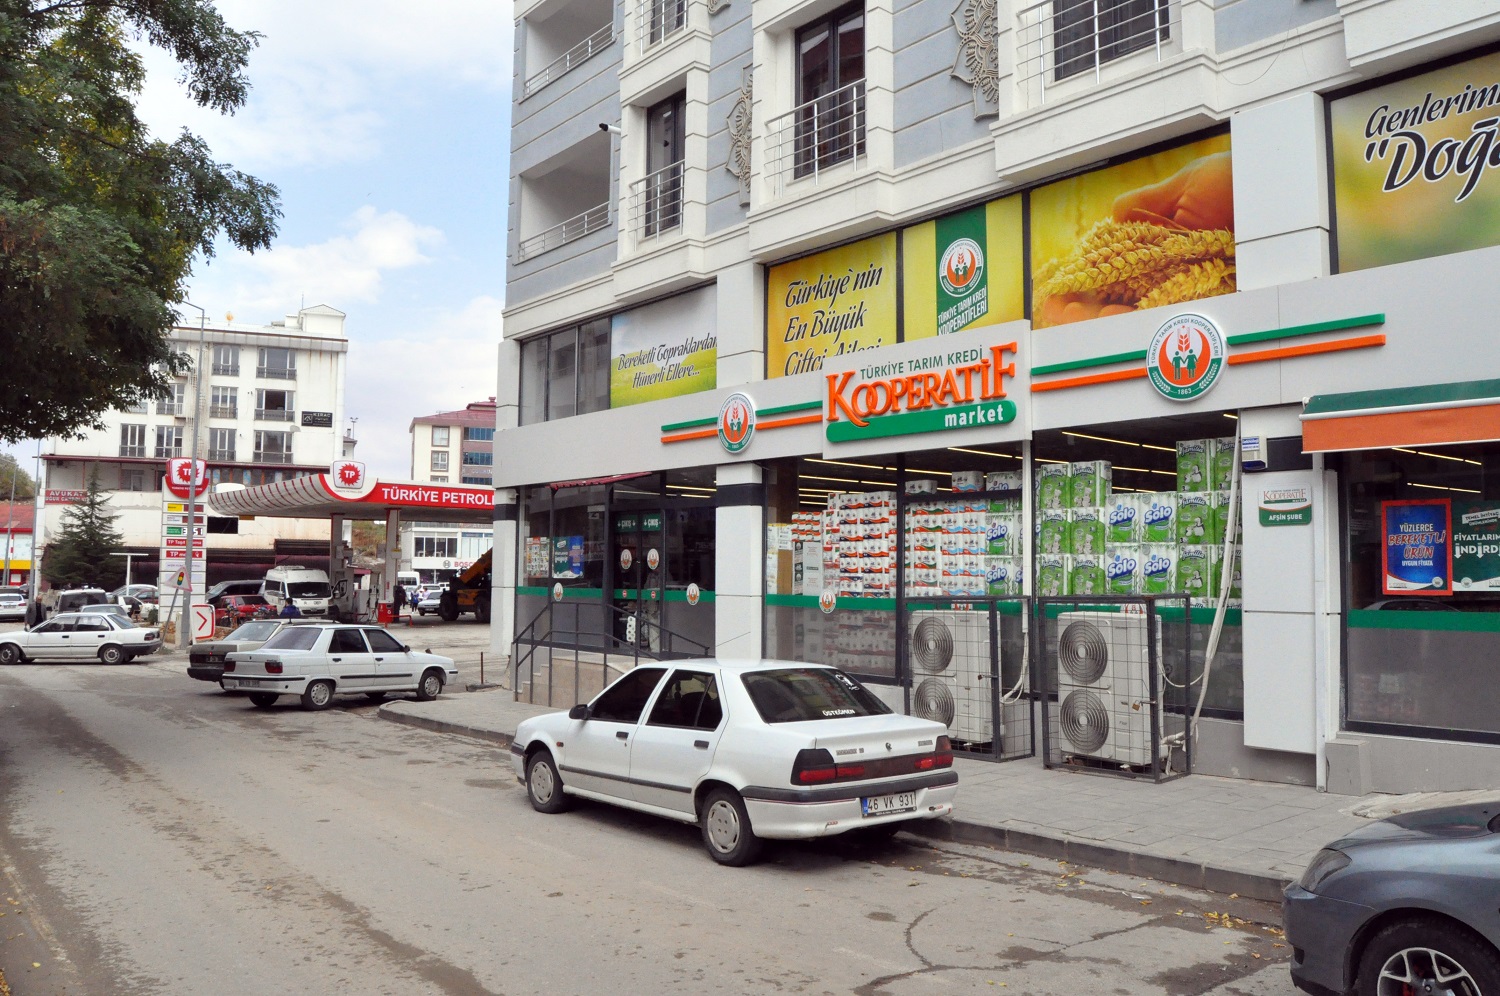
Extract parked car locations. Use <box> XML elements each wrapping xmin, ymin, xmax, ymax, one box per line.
<box><xmin>0</xmin><ymin>612</ymin><xmax>162</xmax><ymax>664</ymax></box>
<box><xmin>1284</xmin><ymin>801</ymin><xmax>1500</xmax><ymax>995</ymax></box>
<box><xmin>0</xmin><ymin>591</ymin><xmax>25</xmax><ymax>621</ymax></box>
<box><xmin>78</xmin><ymin>603</ymin><xmax>132</xmax><ymax>619</ymax></box>
<box><xmin>109</xmin><ymin>584</ymin><xmax>158</xmax><ymax>605</ymax></box>
<box><xmin>215</xmin><ymin>594</ymin><xmax>272</xmax><ymax>626</ymax></box>
<box><xmin>415</xmin><ymin>590</ymin><xmax>443</xmax><ymax>615</ymax></box>
<box><xmin>51</xmin><ymin>588</ymin><xmax>109</xmax><ymax>615</ymax></box>
<box><xmin>187</xmin><ymin>618</ymin><xmax>335</xmax><ymax>683</ymax></box>
<box><xmin>510</xmin><ymin>660</ymin><xmax>958</xmax><ymax>866</ymax></box>
<box><xmin>205</xmin><ymin>580</ymin><xmax>264</xmax><ymax>606</ymax></box>
<box><xmin>221</xmin><ymin>624</ymin><xmax>458</xmax><ymax>710</ymax></box>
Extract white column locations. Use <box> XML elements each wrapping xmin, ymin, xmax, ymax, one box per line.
<box><xmin>490</xmin><ymin>488</ymin><xmax>520</xmax><ymax>668</ymax></box>
<box><xmin>1230</xmin><ymin>92</ymin><xmax>1331</xmax><ymax>290</ymax></box>
<box><xmin>714</xmin><ymin>260</ymin><xmax>766</xmax><ymax>387</ymax></box>
<box><xmin>381</xmin><ymin>510</ymin><xmax>402</xmax><ymax>610</ymax></box>
<box><xmin>715</xmin><ymin>462</ymin><xmax>763</xmax><ymax>658</ymax></box>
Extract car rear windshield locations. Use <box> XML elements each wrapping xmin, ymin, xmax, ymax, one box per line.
<box><xmin>741</xmin><ymin>668</ymin><xmax>892</xmax><ymax>724</ymax></box>
<box><xmin>287</xmin><ymin>582</ymin><xmax>331</xmax><ymax>598</ymax></box>
<box><xmin>227</xmin><ymin>621</ymin><xmax>280</xmax><ymax>642</ymax></box>
<box><xmin>260</xmin><ymin>627</ymin><xmax>322</xmax><ymax>651</ymax></box>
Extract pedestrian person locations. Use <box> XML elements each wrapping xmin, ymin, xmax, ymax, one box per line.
<box><xmin>393</xmin><ymin>581</ymin><xmax>408</xmax><ymax>620</ymax></box>
<box><xmin>279</xmin><ymin>602</ymin><xmax>301</xmax><ymax>618</ymax></box>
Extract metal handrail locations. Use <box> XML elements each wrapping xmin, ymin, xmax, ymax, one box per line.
<box><xmin>255</xmin><ymin>366</ymin><xmax>296</xmax><ymax>380</ymax></box>
<box><xmin>636</xmin><ymin>0</ymin><xmax>687</xmax><ymax>51</ymax></box>
<box><xmin>252</xmin><ymin>451</ymin><xmax>292</xmax><ymax>464</ymax></box>
<box><xmin>765</xmin><ymin>79</ymin><xmax>866</xmax><ymax>194</ymax></box>
<box><xmin>208</xmin><ymin>448</ymin><xmax>236</xmax><ymax>461</ymax></box>
<box><xmin>516</xmin><ymin>201</ymin><xmax>610</xmax><ymax>262</ymax></box>
<box><xmin>627</xmin><ymin>161</ymin><xmax>684</xmax><ymax>240</ymax></box>
<box><xmin>209</xmin><ymin>404</ymin><xmax>237</xmax><ymax>418</ymax></box>
<box><xmin>211</xmin><ymin>363</ymin><xmax>239</xmax><ymax>376</ymax></box>
<box><xmin>254</xmin><ymin>408</ymin><xmax>295</xmax><ymax>422</ymax></box>
<box><xmin>1015</xmin><ymin>0</ymin><xmax>1178</xmax><ymax>106</ymax></box>
<box><xmin>524</xmin><ymin>24</ymin><xmax>614</xmax><ymax>98</ymax></box>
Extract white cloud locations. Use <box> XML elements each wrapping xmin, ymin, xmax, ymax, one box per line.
<box><xmin>191</xmin><ymin>206</ymin><xmax>443</xmax><ymax>318</ymax></box>
<box><xmin>344</xmin><ymin>296</ymin><xmax>505</xmax><ymax>479</ymax></box>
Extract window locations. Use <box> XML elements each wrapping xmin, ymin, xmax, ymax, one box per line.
<box><xmin>462</xmin><ymin>451</ymin><xmax>494</xmax><ymax>466</ymax></box>
<box><xmin>253</xmin><ymin>430</ymin><xmax>291</xmax><ymax>463</ymax></box>
<box><xmin>120</xmin><ymin>469</ymin><xmax>146</xmax><ymax>491</ymax></box>
<box><xmin>210</xmin><ymin>386</ymin><xmax>238</xmax><ymax>418</ymax></box>
<box><xmin>1053</xmin><ymin>0</ymin><xmax>1169</xmax><ymax>81</ymax></box>
<box><xmin>461</xmin><ymin>475</ymin><xmax>489</xmax><ymax>485</ymax></box>
<box><xmin>431</xmin><ymin>476</ymin><xmax>449</xmax><ymax>483</ymax></box>
<box><xmin>157</xmin><ymin>381</ymin><xmax>186</xmax><ymax>416</ymax></box>
<box><xmin>74</xmin><ymin>616</ymin><xmax>109</xmax><ymax>632</ymax></box>
<box><xmin>120</xmin><ymin>424</ymin><xmax>146</xmax><ymax>458</ymax></box>
<box><xmin>432</xmin><ymin>425</ymin><xmax>450</xmax><ymax>446</ymax></box>
<box><xmin>794</xmin><ymin>5</ymin><xmax>865</xmax><ymax>177</ymax></box>
<box><xmin>256</xmin><ymin>346</ymin><xmax>296</xmax><ymax>380</ymax></box>
<box><xmin>432</xmin><ymin>451</ymin><xmax>450</xmax><ymax>472</ymax></box>
<box><xmin>414</xmin><ymin>536</ymin><xmax>458</xmax><ymax>558</ymax></box>
<box><xmin>154</xmin><ymin>425</ymin><xmax>183</xmax><ymax>458</ymax></box>
<box><xmin>262</xmin><ymin>627</ymin><xmax>321</xmax><ymax>651</ymax></box>
<box><xmin>463</xmin><ymin>426</ymin><xmax>494</xmax><ymax>442</ymax></box>
<box><xmin>642</xmin><ymin>92</ymin><xmax>685</xmax><ymax>236</ymax></box>
<box><xmin>255</xmin><ymin>389</ymin><xmax>294</xmax><ymax>421</ymax></box>
<box><xmin>589</xmin><ymin>667</ymin><xmax>667</xmax><ymax>723</ymax></box>
<box><xmin>208</xmin><ymin>427</ymin><xmax>236</xmax><ymax>461</ymax></box>
<box><xmin>124</xmin><ymin>398</ymin><xmax>148</xmax><ymax>415</ymax></box>
<box><xmin>742</xmin><ymin>668</ymin><xmax>891</xmax><ymax>723</ymax></box>
<box><xmin>212</xmin><ymin>344</ymin><xmax>240</xmax><ymax>376</ymax></box>
<box><xmin>365</xmin><ymin>629</ymin><xmax>405</xmax><ymax>653</ymax></box>
<box><xmin>647</xmin><ymin>670</ymin><xmax>722</xmax><ymax>730</ymax></box>
<box><xmin>645</xmin><ymin>0</ymin><xmax>686</xmax><ymax>45</ymax></box>
<box><xmin>328</xmin><ymin>629</ymin><xmax>368</xmax><ymax>654</ymax></box>
<box><xmin>519</xmin><ymin>319</ymin><xmax>611</xmax><ymax>425</ymax></box>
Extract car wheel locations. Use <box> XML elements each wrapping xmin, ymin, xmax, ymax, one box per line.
<box><xmin>701</xmin><ymin>788</ymin><xmax>762</xmax><ymax>866</ymax></box>
<box><xmin>415</xmin><ymin>669</ymin><xmax>443</xmax><ymax>701</ymax></box>
<box><xmin>98</xmin><ymin>644</ymin><xmax>126</xmax><ymax>665</ymax></box>
<box><xmin>301</xmin><ymin>680</ymin><xmax>334</xmax><ymax>711</ymax></box>
<box><xmin>525</xmin><ymin>750</ymin><xmax>570</xmax><ymax>814</ymax></box>
<box><xmin>248</xmin><ymin>692</ymin><xmax>279</xmax><ymax>708</ymax></box>
<box><xmin>1356</xmin><ymin>917</ymin><xmax>1500</xmax><ymax>996</ymax></box>
<box><xmin>437</xmin><ymin>595</ymin><xmax>458</xmax><ymax>622</ymax></box>
<box><xmin>475</xmin><ymin>596</ymin><xmax>491</xmax><ymax>624</ymax></box>
<box><xmin>0</xmin><ymin>643</ymin><xmax>21</xmax><ymax>665</ymax></box>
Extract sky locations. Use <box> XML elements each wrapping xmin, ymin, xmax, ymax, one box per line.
<box><xmin>5</xmin><ymin>0</ymin><xmax>514</xmax><ymax>482</ymax></box>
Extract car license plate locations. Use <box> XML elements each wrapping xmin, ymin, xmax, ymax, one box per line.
<box><xmin>861</xmin><ymin>792</ymin><xmax>916</xmax><ymax>817</ymax></box>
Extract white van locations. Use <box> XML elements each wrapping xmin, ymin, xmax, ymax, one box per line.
<box><xmin>262</xmin><ymin>566</ymin><xmax>334</xmax><ymax>618</ymax></box>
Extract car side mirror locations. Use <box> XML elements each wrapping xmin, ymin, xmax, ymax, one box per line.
<box><xmin>568</xmin><ymin>704</ymin><xmax>590</xmax><ymax>721</ymax></box>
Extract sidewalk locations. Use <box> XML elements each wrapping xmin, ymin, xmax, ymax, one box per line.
<box><xmin>381</xmin><ymin>690</ymin><xmax>1384</xmax><ymax>903</ymax></box>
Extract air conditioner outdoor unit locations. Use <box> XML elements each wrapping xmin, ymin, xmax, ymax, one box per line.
<box><xmin>909</xmin><ymin>609</ymin><xmax>993</xmax><ymax>743</ymax></box>
<box><xmin>1054</xmin><ymin>611</ymin><xmax>1163</xmax><ymax>767</ymax></box>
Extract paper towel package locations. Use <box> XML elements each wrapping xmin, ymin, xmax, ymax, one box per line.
<box><xmin>952</xmin><ymin>471</ymin><xmax>984</xmax><ymax>493</ymax></box>
<box><xmin>1140</xmin><ymin>544</ymin><xmax>1177</xmax><ymax>595</ymax></box>
<box><xmin>1036</xmin><ymin>463</ymin><xmax>1070</xmax><ymax>509</ymax></box>
<box><xmin>1105</xmin><ymin>495</ymin><xmax>1142</xmax><ymax>545</ymax></box>
<box><xmin>1036</xmin><ymin>555</ymin><xmax>1067</xmax><ymax>596</ymax></box>
<box><xmin>1067</xmin><ymin>554</ymin><xmax>1106</xmax><ymax>596</ymax></box>
<box><xmin>1212</xmin><ymin>490</ymin><xmax>1236</xmax><ymax>544</ymax></box>
<box><xmin>985</xmin><ymin>513</ymin><xmax>1022</xmax><ymax>557</ymax></box>
<box><xmin>986</xmin><ymin>558</ymin><xmax>1023</xmax><ymax>597</ymax></box>
<box><xmin>1177</xmin><ymin>545</ymin><xmax>1219</xmax><ymax>599</ymax></box>
<box><xmin>1141</xmin><ymin>492</ymin><xmax>1178</xmax><ymax>544</ymax></box>
<box><xmin>1176</xmin><ymin>438</ymin><xmax>1212</xmax><ymax>492</ymax></box>
<box><xmin>985</xmin><ymin>471</ymin><xmax>1023</xmax><ymax>494</ymax></box>
<box><xmin>1212</xmin><ymin>437</ymin><xmax>1237</xmax><ymax>491</ymax></box>
<box><xmin>1105</xmin><ymin>546</ymin><xmax>1141</xmax><ymax>595</ymax></box>
<box><xmin>1068</xmin><ymin>507</ymin><xmax>1106</xmax><ymax>555</ymax></box>
<box><xmin>1037</xmin><ymin>508</ymin><xmax>1071</xmax><ymax>556</ymax></box>
<box><xmin>1177</xmin><ymin>492</ymin><xmax>1214</xmax><ymax>544</ymax></box>
<box><xmin>1069</xmin><ymin>461</ymin><xmax>1112</xmax><ymax>507</ymax></box>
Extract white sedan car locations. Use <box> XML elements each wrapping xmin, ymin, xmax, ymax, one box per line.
<box><xmin>0</xmin><ymin>612</ymin><xmax>163</xmax><ymax>665</ymax></box>
<box><xmin>510</xmin><ymin>659</ymin><xmax>958</xmax><ymax>865</ymax></box>
<box><xmin>222</xmin><ymin>623</ymin><xmax>459</xmax><ymax>710</ymax></box>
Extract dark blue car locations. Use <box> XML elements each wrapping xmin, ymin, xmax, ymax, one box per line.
<box><xmin>1284</xmin><ymin>802</ymin><xmax>1500</xmax><ymax>995</ymax></box>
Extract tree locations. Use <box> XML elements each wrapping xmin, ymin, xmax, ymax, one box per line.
<box><xmin>0</xmin><ymin>452</ymin><xmax>35</xmax><ymax>500</ymax></box>
<box><xmin>0</xmin><ymin>0</ymin><xmax>281</xmax><ymax>443</ymax></box>
<box><xmin>42</xmin><ymin>466</ymin><xmax>123</xmax><ymax>589</ymax></box>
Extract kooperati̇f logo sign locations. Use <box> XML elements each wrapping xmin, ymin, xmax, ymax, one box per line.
<box><xmin>717</xmin><ymin>393</ymin><xmax>755</xmax><ymax>454</ymax></box>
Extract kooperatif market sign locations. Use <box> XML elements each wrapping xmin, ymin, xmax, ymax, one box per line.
<box><xmin>824</xmin><ymin>341</ymin><xmax>1017</xmax><ymax>442</ymax></box>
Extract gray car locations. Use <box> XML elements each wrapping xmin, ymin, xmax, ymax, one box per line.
<box><xmin>1284</xmin><ymin>802</ymin><xmax>1500</xmax><ymax>995</ymax></box>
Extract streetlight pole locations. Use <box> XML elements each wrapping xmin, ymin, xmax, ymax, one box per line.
<box><xmin>2</xmin><ymin>453</ymin><xmax>16</xmax><ymax>586</ymax></box>
<box><xmin>26</xmin><ymin>439</ymin><xmax>42</xmax><ymax>624</ymax></box>
<box><xmin>180</xmin><ymin>301</ymin><xmax>207</xmax><ymax>649</ymax></box>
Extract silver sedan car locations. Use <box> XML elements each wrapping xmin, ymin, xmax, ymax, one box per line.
<box><xmin>0</xmin><ymin>612</ymin><xmax>163</xmax><ymax>664</ymax></box>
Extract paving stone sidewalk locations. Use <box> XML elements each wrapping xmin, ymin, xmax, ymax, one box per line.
<box><xmin>380</xmin><ymin>688</ymin><xmax>1396</xmax><ymax>902</ymax></box>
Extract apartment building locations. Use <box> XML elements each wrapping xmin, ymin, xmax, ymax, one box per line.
<box><xmin>495</xmin><ymin>0</ymin><xmax>1500</xmax><ymax>793</ymax></box>
<box><xmin>38</xmin><ymin>305</ymin><xmax>351</xmax><ymax>585</ymax></box>
<box><xmin>404</xmin><ymin>399</ymin><xmax>498</xmax><ymax>583</ymax></box>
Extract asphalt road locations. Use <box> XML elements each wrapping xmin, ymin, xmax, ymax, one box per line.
<box><xmin>0</xmin><ymin>655</ymin><xmax>1300</xmax><ymax>995</ymax></box>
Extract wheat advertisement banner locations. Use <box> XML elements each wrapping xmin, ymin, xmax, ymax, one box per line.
<box><xmin>903</xmin><ymin>196</ymin><xmax>1024</xmax><ymax>340</ymax></box>
<box><xmin>1030</xmin><ymin>133</ymin><xmax>1235</xmax><ymax>328</ymax></box>
<box><xmin>1331</xmin><ymin>52</ymin><xmax>1500</xmax><ymax>272</ymax></box>
<box><xmin>611</xmin><ymin>288</ymin><xmax>718</xmax><ymax>408</ymax></box>
<box><xmin>766</xmin><ymin>232</ymin><xmax>898</xmax><ymax>378</ymax></box>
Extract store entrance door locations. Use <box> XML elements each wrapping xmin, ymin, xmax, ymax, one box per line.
<box><xmin>611</xmin><ymin>509</ymin><xmax>665</xmax><ymax>651</ymax></box>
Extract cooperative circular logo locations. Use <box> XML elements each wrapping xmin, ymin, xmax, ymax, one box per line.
<box><xmin>686</xmin><ymin>582</ymin><xmax>700</xmax><ymax>606</ymax></box>
<box><xmin>619</xmin><ymin>548</ymin><xmax>633</xmax><ymax>572</ymax></box>
<box><xmin>551</xmin><ymin>583</ymin><xmax>564</xmax><ymax>602</ymax></box>
<box><xmin>818</xmin><ymin>589</ymin><xmax>838</xmax><ymax>614</ymax></box>
<box><xmin>939</xmin><ymin>238</ymin><xmax>985</xmax><ymax>296</ymax></box>
<box><xmin>717</xmin><ymin>393</ymin><xmax>756</xmax><ymax>454</ymax></box>
<box><xmin>1147</xmin><ymin>313</ymin><xmax>1225</xmax><ymax>402</ymax></box>
<box><xmin>646</xmin><ymin>548</ymin><xmax>660</xmax><ymax>571</ymax></box>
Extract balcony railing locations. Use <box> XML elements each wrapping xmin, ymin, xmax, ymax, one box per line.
<box><xmin>516</xmin><ymin>202</ymin><xmax>611</xmax><ymax>262</ymax></box>
<box><xmin>253</xmin><ymin>451</ymin><xmax>292</xmax><ymax>464</ymax></box>
<box><xmin>636</xmin><ymin>0</ymin><xmax>687</xmax><ymax>52</ymax></box>
<box><xmin>154</xmin><ymin>446</ymin><xmax>184</xmax><ymax>459</ymax></box>
<box><xmin>256</xmin><ymin>365</ymin><xmax>296</xmax><ymax>380</ymax></box>
<box><xmin>1016</xmin><ymin>0</ymin><xmax>1178</xmax><ymax>107</ymax></box>
<box><xmin>157</xmin><ymin>401</ymin><xmax>184</xmax><ymax>416</ymax></box>
<box><xmin>524</xmin><ymin>24</ymin><xmax>614</xmax><ymax>98</ymax></box>
<box><xmin>628</xmin><ymin>162</ymin><xmax>684</xmax><ymax>241</ymax></box>
<box><xmin>254</xmin><ymin>408</ymin><xmax>295</xmax><ymax>422</ymax></box>
<box><xmin>766</xmin><ymin>80</ymin><xmax>866</xmax><ymax>194</ymax></box>
<box><xmin>119</xmin><ymin>445</ymin><xmax>146</xmax><ymax>458</ymax></box>
<box><xmin>212</xmin><ymin>362</ymin><xmax>240</xmax><ymax>376</ymax></box>
<box><xmin>208</xmin><ymin>448</ymin><xmax>236</xmax><ymax>461</ymax></box>
<box><xmin>209</xmin><ymin>404</ymin><xmax>238</xmax><ymax>418</ymax></box>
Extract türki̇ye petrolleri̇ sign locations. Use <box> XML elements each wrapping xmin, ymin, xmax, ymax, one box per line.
<box><xmin>824</xmin><ymin>341</ymin><xmax>1017</xmax><ymax>442</ymax></box>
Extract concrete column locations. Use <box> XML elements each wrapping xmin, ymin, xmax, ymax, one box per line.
<box><xmin>381</xmin><ymin>510</ymin><xmax>402</xmax><ymax>608</ymax></box>
<box><xmin>1231</xmin><ymin>92</ymin><xmax>1331</xmax><ymax>290</ymax></box>
<box><xmin>715</xmin><ymin>461</ymin><xmax>763</xmax><ymax>658</ymax></box>
<box><xmin>714</xmin><ymin>260</ymin><xmax>765</xmax><ymax>387</ymax></box>
<box><xmin>490</xmin><ymin>488</ymin><xmax>519</xmax><ymax>668</ymax></box>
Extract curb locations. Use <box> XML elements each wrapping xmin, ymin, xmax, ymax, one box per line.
<box><xmin>376</xmin><ymin>707</ymin><xmax>1292</xmax><ymax>903</ymax></box>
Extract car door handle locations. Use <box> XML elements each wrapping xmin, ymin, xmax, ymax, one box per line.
<box><xmin>694</xmin><ymin>740</ymin><xmax>709</xmax><ymax>750</ymax></box>
<box><xmin>616</xmin><ymin>731</ymin><xmax>629</xmax><ymax>740</ymax></box>
<box><xmin>374</xmin><ymin>657</ymin><xmax>384</xmax><ymax>662</ymax></box>
<box><xmin>331</xmin><ymin>657</ymin><xmax>342</xmax><ymax>662</ymax></box>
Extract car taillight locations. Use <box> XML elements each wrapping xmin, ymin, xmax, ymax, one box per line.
<box><xmin>223</xmin><ymin>660</ymin><xmax>235</xmax><ymax>672</ymax></box>
<box><xmin>915</xmin><ymin>736</ymin><xmax>954</xmax><ymax>770</ymax></box>
<box><xmin>265</xmin><ymin>661</ymin><xmax>283</xmax><ymax>675</ymax></box>
<box><xmin>792</xmin><ymin>737</ymin><xmax>954</xmax><ymax>785</ymax></box>
<box><xmin>791</xmin><ymin>748</ymin><xmax>837</xmax><ymax>784</ymax></box>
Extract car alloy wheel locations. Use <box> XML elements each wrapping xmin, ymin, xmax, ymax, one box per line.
<box><xmin>1376</xmin><ymin>948</ymin><xmax>1480</xmax><ymax>996</ymax></box>
<box><xmin>1360</xmin><ymin>918</ymin><xmax>1500</xmax><ymax>996</ymax></box>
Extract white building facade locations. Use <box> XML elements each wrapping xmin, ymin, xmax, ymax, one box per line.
<box><xmin>39</xmin><ymin>304</ymin><xmax>351</xmax><ymax>586</ymax></box>
<box><xmin>496</xmin><ymin>0</ymin><xmax>1500</xmax><ymax>793</ymax></box>
<box><xmin>404</xmin><ymin>400</ymin><xmax>498</xmax><ymax>584</ymax></box>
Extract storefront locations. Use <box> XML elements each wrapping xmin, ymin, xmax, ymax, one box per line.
<box><xmin>495</xmin><ymin>48</ymin><xmax>1500</xmax><ymax>792</ymax></box>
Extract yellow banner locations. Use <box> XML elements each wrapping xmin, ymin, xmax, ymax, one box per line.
<box><xmin>1030</xmin><ymin>133</ymin><xmax>1235</xmax><ymax>328</ymax></box>
<box><xmin>903</xmin><ymin>195</ymin><xmax>1024</xmax><ymax>341</ymax></box>
<box><xmin>1332</xmin><ymin>52</ymin><xmax>1500</xmax><ymax>272</ymax></box>
<box><xmin>766</xmin><ymin>233</ymin><xmax>898</xmax><ymax>378</ymax></box>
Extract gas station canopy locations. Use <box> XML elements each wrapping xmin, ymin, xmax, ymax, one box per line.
<box><xmin>207</xmin><ymin>471</ymin><xmax>494</xmax><ymax>524</ymax></box>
